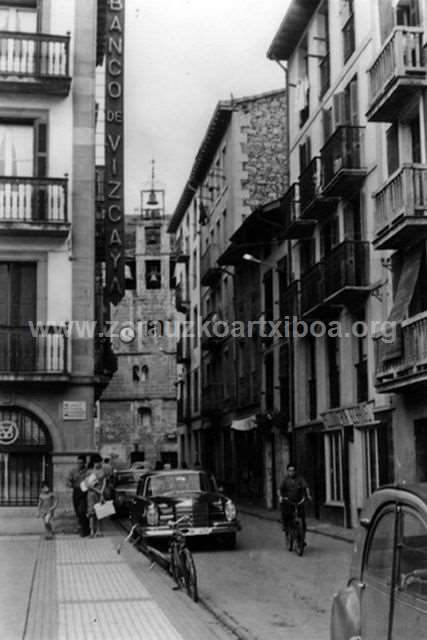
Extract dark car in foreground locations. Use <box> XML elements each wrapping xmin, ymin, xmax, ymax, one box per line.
<box><xmin>130</xmin><ymin>469</ymin><xmax>241</xmax><ymax>548</ymax></box>
<box><xmin>331</xmin><ymin>483</ymin><xmax>427</xmax><ymax>640</ymax></box>
<box><xmin>111</xmin><ymin>469</ymin><xmax>140</xmax><ymax>516</ymax></box>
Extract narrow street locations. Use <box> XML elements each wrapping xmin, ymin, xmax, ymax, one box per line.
<box><xmin>193</xmin><ymin>513</ymin><xmax>351</xmax><ymax>640</ymax></box>
<box><xmin>119</xmin><ymin>512</ymin><xmax>352</xmax><ymax>640</ymax></box>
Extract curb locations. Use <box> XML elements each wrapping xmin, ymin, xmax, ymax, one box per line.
<box><xmin>238</xmin><ymin>508</ymin><xmax>354</xmax><ymax>545</ymax></box>
<box><xmin>198</xmin><ymin>595</ymin><xmax>260</xmax><ymax>640</ymax></box>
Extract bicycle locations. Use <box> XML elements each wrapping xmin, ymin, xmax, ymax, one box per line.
<box><xmin>283</xmin><ymin>498</ymin><xmax>306</xmax><ymax>557</ymax></box>
<box><xmin>168</xmin><ymin>516</ymin><xmax>198</xmax><ymax>602</ymax></box>
<box><xmin>116</xmin><ymin>516</ymin><xmax>198</xmax><ymax>602</ymax></box>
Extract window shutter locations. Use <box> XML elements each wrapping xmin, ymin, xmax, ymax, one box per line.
<box><xmin>409</xmin><ymin>0</ymin><xmax>420</xmax><ymax>26</ymax></box>
<box><xmin>34</xmin><ymin>119</ymin><xmax>47</xmax><ymax>177</ymax></box>
<box><xmin>386</xmin><ymin>124</ymin><xmax>399</xmax><ymax>176</ymax></box>
<box><xmin>349</xmin><ymin>77</ymin><xmax>359</xmax><ymax>125</ymax></box>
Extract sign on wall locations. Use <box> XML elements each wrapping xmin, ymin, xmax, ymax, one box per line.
<box><xmin>63</xmin><ymin>401</ymin><xmax>87</xmax><ymax>421</ymax></box>
<box><xmin>105</xmin><ymin>0</ymin><xmax>125</xmax><ymax>305</ymax></box>
<box><xmin>0</xmin><ymin>421</ymin><xmax>19</xmax><ymax>445</ymax></box>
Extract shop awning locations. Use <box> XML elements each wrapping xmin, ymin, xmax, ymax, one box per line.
<box><xmin>231</xmin><ymin>415</ymin><xmax>257</xmax><ymax>431</ymax></box>
<box><xmin>382</xmin><ymin>244</ymin><xmax>423</xmax><ymax>360</ymax></box>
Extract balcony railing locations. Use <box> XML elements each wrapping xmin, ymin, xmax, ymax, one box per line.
<box><xmin>299</xmin><ymin>156</ymin><xmax>337</xmax><ymax>219</ymax></box>
<box><xmin>323</xmin><ymin>241</ymin><xmax>370</xmax><ymax>301</ymax></box>
<box><xmin>0</xmin><ymin>325</ymin><xmax>69</xmax><ymax>375</ymax></box>
<box><xmin>375</xmin><ymin>311</ymin><xmax>427</xmax><ymax>391</ymax></box>
<box><xmin>367</xmin><ymin>27</ymin><xmax>427</xmax><ymax>122</ymax></box>
<box><xmin>280</xmin><ymin>183</ymin><xmax>315</xmax><ymax>239</ymax></box>
<box><xmin>0</xmin><ymin>32</ymin><xmax>71</xmax><ymax>95</ymax></box>
<box><xmin>321</xmin><ymin>126</ymin><xmax>366</xmax><ymax>196</ymax></box>
<box><xmin>301</xmin><ymin>241</ymin><xmax>370</xmax><ymax>316</ymax></box>
<box><xmin>374</xmin><ymin>164</ymin><xmax>427</xmax><ymax>249</ymax></box>
<box><xmin>0</xmin><ymin>177</ymin><xmax>68</xmax><ymax>226</ymax></box>
<box><xmin>200</xmin><ymin>243</ymin><xmax>222</xmax><ymax>287</ymax></box>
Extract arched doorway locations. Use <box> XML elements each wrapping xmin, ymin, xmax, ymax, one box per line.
<box><xmin>0</xmin><ymin>407</ymin><xmax>53</xmax><ymax>506</ymax></box>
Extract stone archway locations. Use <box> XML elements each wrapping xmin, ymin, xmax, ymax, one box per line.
<box><xmin>0</xmin><ymin>406</ymin><xmax>53</xmax><ymax>506</ymax></box>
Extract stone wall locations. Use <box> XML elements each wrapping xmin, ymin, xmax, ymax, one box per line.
<box><xmin>238</xmin><ymin>90</ymin><xmax>288</xmax><ymax>210</ymax></box>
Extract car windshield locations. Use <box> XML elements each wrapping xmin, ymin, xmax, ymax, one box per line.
<box><xmin>146</xmin><ymin>472</ymin><xmax>215</xmax><ymax>496</ymax></box>
<box><xmin>114</xmin><ymin>472</ymin><xmax>136</xmax><ymax>486</ymax></box>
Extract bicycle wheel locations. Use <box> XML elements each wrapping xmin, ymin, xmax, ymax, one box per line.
<box><xmin>171</xmin><ymin>545</ymin><xmax>185</xmax><ymax>589</ymax></box>
<box><xmin>295</xmin><ymin>521</ymin><xmax>305</xmax><ymax>557</ymax></box>
<box><xmin>181</xmin><ymin>547</ymin><xmax>198</xmax><ymax>602</ymax></box>
<box><xmin>286</xmin><ymin>527</ymin><xmax>293</xmax><ymax>551</ymax></box>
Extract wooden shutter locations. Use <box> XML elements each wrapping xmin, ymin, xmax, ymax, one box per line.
<box><xmin>379</xmin><ymin>0</ymin><xmax>394</xmax><ymax>43</ymax></box>
<box><xmin>333</xmin><ymin>92</ymin><xmax>346</xmax><ymax>128</ymax></box>
<box><xmin>349</xmin><ymin>76</ymin><xmax>359</xmax><ymax>125</ymax></box>
<box><xmin>34</xmin><ymin>118</ymin><xmax>47</xmax><ymax>177</ymax></box>
<box><xmin>386</xmin><ymin>124</ymin><xmax>399</xmax><ymax>176</ymax></box>
<box><xmin>10</xmin><ymin>263</ymin><xmax>36</xmax><ymax>325</ymax></box>
<box><xmin>322</xmin><ymin>107</ymin><xmax>333</xmax><ymax>142</ymax></box>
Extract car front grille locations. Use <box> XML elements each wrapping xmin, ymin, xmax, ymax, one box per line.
<box><xmin>175</xmin><ymin>502</ymin><xmax>209</xmax><ymax>527</ymax></box>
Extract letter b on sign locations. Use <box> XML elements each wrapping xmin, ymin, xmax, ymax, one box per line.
<box><xmin>109</xmin><ymin>0</ymin><xmax>123</xmax><ymax>9</ymax></box>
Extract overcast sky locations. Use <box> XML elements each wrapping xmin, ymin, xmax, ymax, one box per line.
<box><xmin>124</xmin><ymin>0</ymin><xmax>290</xmax><ymax>216</ymax></box>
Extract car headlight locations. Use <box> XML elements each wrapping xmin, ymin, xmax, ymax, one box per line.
<box><xmin>224</xmin><ymin>500</ymin><xmax>236</xmax><ymax>521</ymax></box>
<box><xmin>146</xmin><ymin>503</ymin><xmax>159</xmax><ymax>526</ymax></box>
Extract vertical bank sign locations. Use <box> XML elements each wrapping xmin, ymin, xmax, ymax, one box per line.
<box><xmin>105</xmin><ymin>0</ymin><xmax>125</xmax><ymax>305</ymax></box>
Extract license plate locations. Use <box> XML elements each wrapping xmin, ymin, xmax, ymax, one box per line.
<box><xmin>186</xmin><ymin>527</ymin><xmax>211</xmax><ymax>535</ymax></box>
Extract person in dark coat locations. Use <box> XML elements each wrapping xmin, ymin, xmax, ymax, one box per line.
<box><xmin>67</xmin><ymin>454</ymin><xmax>90</xmax><ymax>536</ymax></box>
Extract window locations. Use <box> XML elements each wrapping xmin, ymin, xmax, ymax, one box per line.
<box><xmin>318</xmin><ymin>1</ymin><xmax>330</xmax><ymax>97</ymax></box>
<box><xmin>192</xmin><ymin>249</ymin><xmax>197</xmax><ymax>289</ymax></box>
<box><xmin>386</xmin><ymin>124</ymin><xmax>399</xmax><ymax>176</ymax></box>
<box><xmin>145</xmin><ymin>260</ymin><xmax>161</xmax><ymax>289</ymax></box>
<box><xmin>398</xmin><ymin>508</ymin><xmax>427</xmax><ymax>600</ymax></box>
<box><xmin>325</xmin><ymin>430</ymin><xmax>343</xmax><ymax>503</ymax></box>
<box><xmin>297</xmin><ymin>36</ymin><xmax>309</xmax><ymax>128</ymax></box>
<box><xmin>396</xmin><ymin>0</ymin><xmax>420</xmax><ymax>27</ymax></box>
<box><xmin>363</xmin><ymin>509</ymin><xmax>395</xmax><ymax>583</ymax></box>
<box><xmin>145</xmin><ymin>226</ymin><xmax>160</xmax><ymax>253</ymax></box>
<box><xmin>307</xmin><ymin>335</ymin><xmax>317</xmax><ymax>420</ymax></box>
<box><xmin>133</xmin><ymin>364</ymin><xmax>148</xmax><ymax>383</ymax></box>
<box><xmin>362</xmin><ymin>428</ymin><xmax>380</xmax><ymax>497</ymax></box>
<box><xmin>265</xmin><ymin>352</ymin><xmax>274</xmax><ymax>411</ymax></box>
<box><xmin>409</xmin><ymin>113</ymin><xmax>422</xmax><ymax>163</ymax></box>
<box><xmin>0</xmin><ymin>3</ymin><xmax>37</xmax><ymax>33</ymax></box>
<box><xmin>137</xmin><ymin>407</ymin><xmax>151</xmax><ymax>428</ymax></box>
<box><xmin>300</xmin><ymin>238</ymin><xmax>315</xmax><ymax>275</ymax></box>
<box><xmin>279</xmin><ymin>342</ymin><xmax>291</xmax><ymax>424</ymax></box>
<box><xmin>125</xmin><ymin>260</ymin><xmax>136</xmax><ymax>290</ymax></box>
<box><xmin>342</xmin><ymin>0</ymin><xmax>355</xmax><ymax>63</ymax></box>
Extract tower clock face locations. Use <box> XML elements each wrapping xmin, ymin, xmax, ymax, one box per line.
<box><xmin>119</xmin><ymin>325</ymin><xmax>136</xmax><ymax>344</ymax></box>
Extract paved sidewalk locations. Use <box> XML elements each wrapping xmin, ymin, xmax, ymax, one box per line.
<box><xmin>0</xmin><ymin>526</ymin><xmax>234</xmax><ymax>640</ymax></box>
<box><xmin>237</xmin><ymin>501</ymin><xmax>355</xmax><ymax>544</ymax></box>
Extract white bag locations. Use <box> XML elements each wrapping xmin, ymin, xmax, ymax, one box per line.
<box><xmin>94</xmin><ymin>500</ymin><xmax>116</xmax><ymax>520</ymax></box>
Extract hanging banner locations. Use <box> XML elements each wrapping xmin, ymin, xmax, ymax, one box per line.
<box><xmin>105</xmin><ymin>0</ymin><xmax>125</xmax><ymax>305</ymax></box>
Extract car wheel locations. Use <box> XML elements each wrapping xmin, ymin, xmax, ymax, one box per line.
<box><xmin>221</xmin><ymin>532</ymin><xmax>236</xmax><ymax>550</ymax></box>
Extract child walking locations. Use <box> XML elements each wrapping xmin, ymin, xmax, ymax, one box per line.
<box><xmin>37</xmin><ymin>481</ymin><xmax>58</xmax><ymax>540</ymax></box>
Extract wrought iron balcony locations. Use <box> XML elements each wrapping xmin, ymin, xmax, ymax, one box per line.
<box><xmin>200</xmin><ymin>243</ymin><xmax>222</xmax><ymax>287</ymax></box>
<box><xmin>300</xmin><ymin>241</ymin><xmax>370</xmax><ymax>317</ymax></box>
<box><xmin>175</xmin><ymin>282</ymin><xmax>190</xmax><ymax>314</ymax></box>
<box><xmin>0</xmin><ymin>324</ymin><xmax>69</xmax><ymax>379</ymax></box>
<box><xmin>298</xmin><ymin>156</ymin><xmax>338</xmax><ymax>220</ymax></box>
<box><xmin>373</xmin><ymin>164</ymin><xmax>427</xmax><ymax>250</ymax></box>
<box><xmin>280</xmin><ymin>183</ymin><xmax>315</xmax><ymax>239</ymax></box>
<box><xmin>321</xmin><ymin>126</ymin><xmax>366</xmax><ymax>197</ymax></box>
<box><xmin>0</xmin><ymin>31</ymin><xmax>71</xmax><ymax>95</ymax></box>
<box><xmin>0</xmin><ymin>177</ymin><xmax>69</xmax><ymax>236</ymax></box>
<box><xmin>375</xmin><ymin>312</ymin><xmax>427</xmax><ymax>392</ymax></box>
<box><xmin>367</xmin><ymin>27</ymin><xmax>427</xmax><ymax>122</ymax></box>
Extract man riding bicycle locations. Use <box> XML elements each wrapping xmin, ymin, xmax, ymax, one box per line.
<box><xmin>278</xmin><ymin>463</ymin><xmax>311</xmax><ymax>537</ymax></box>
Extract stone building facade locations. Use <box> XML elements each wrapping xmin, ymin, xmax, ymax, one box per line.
<box><xmin>99</xmin><ymin>188</ymin><xmax>179</xmax><ymax>468</ymax></box>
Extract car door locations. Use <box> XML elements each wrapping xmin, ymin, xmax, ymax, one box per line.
<box><xmin>391</xmin><ymin>505</ymin><xmax>427</xmax><ymax>639</ymax></box>
<box><xmin>360</xmin><ymin>505</ymin><xmax>397</xmax><ymax>640</ymax></box>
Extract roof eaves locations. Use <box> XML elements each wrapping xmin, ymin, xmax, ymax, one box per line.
<box><xmin>267</xmin><ymin>0</ymin><xmax>322</xmax><ymax>61</ymax></box>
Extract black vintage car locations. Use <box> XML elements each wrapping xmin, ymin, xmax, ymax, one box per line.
<box><xmin>111</xmin><ymin>469</ymin><xmax>140</xmax><ymax>516</ymax></box>
<box><xmin>130</xmin><ymin>469</ymin><xmax>241</xmax><ymax>548</ymax></box>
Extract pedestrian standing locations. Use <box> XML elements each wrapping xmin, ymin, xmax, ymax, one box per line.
<box><xmin>67</xmin><ymin>454</ymin><xmax>90</xmax><ymax>536</ymax></box>
<box><xmin>86</xmin><ymin>453</ymin><xmax>106</xmax><ymax>538</ymax></box>
<box><xmin>37</xmin><ymin>481</ymin><xmax>58</xmax><ymax>540</ymax></box>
